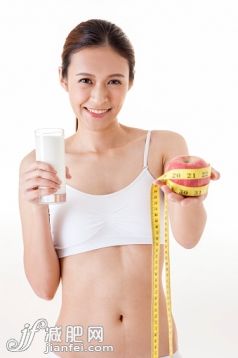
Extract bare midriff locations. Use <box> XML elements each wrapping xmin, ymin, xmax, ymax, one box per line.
<box><xmin>49</xmin><ymin>127</ymin><xmax>179</xmax><ymax>357</ymax></box>
<box><xmin>50</xmin><ymin>245</ymin><xmax>178</xmax><ymax>358</ymax></box>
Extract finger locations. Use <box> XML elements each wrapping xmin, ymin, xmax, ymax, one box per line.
<box><xmin>25</xmin><ymin>161</ymin><xmax>57</xmax><ymax>174</ymax></box>
<box><xmin>23</xmin><ymin>168</ymin><xmax>61</xmax><ymax>185</ymax></box>
<box><xmin>24</xmin><ymin>177</ymin><xmax>61</xmax><ymax>192</ymax></box>
<box><xmin>160</xmin><ymin>185</ymin><xmax>173</xmax><ymax>195</ymax></box>
<box><xmin>25</xmin><ymin>186</ymin><xmax>59</xmax><ymax>202</ymax></box>
<box><xmin>180</xmin><ymin>194</ymin><xmax>207</xmax><ymax>207</ymax></box>
<box><xmin>167</xmin><ymin>191</ymin><xmax>207</xmax><ymax>205</ymax></box>
<box><xmin>210</xmin><ymin>167</ymin><xmax>220</xmax><ymax>180</ymax></box>
<box><xmin>153</xmin><ymin>180</ymin><xmax>172</xmax><ymax>193</ymax></box>
<box><xmin>167</xmin><ymin>192</ymin><xmax>185</xmax><ymax>202</ymax></box>
<box><xmin>153</xmin><ymin>179</ymin><xmax>168</xmax><ymax>187</ymax></box>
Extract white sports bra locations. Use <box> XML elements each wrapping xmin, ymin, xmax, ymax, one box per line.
<box><xmin>49</xmin><ymin>130</ymin><xmax>165</xmax><ymax>258</ymax></box>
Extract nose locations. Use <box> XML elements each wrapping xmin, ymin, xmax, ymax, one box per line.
<box><xmin>90</xmin><ymin>83</ymin><xmax>109</xmax><ymax>106</ymax></box>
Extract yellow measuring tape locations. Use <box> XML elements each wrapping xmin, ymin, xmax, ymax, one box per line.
<box><xmin>150</xmin><ymin>166</ymin><xmax>211</xmax><ymax>358</ymax></box>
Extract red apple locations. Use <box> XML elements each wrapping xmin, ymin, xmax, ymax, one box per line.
<box><xmin>164</xmin><ymin>155</ymin><xmax>211</xmax><ymax>188</ymax></box>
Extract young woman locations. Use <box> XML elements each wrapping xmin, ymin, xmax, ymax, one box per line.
<box><xmin>18</xmin><ymin>19</ymin><xmax>219</xmax><ymax>358</ymax></box>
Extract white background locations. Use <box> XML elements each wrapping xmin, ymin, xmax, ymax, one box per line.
<box><xmin>0</xmin><ymin>0</ymin><xmax>237</xmax><ymax>357</ymax></box>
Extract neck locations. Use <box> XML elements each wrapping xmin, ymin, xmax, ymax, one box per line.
<box><xmin>71</xmin><ymin>119</ymin><xmax>128</xmax><ymax>153</ymax></box>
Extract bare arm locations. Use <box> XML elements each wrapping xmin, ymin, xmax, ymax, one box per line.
<box><xmin>168</xmin><ymin>197</ymin><xmax>207</xmax><ymax>249</ymax></box>
<box><xmin>18</xmin><ymin>152</ymin><xmax>61</xmax><ymax>299</ymax></box>
<box><xmin>159</xmin><ymin>131</ymin><xmax>207</xmax><ymax>249</ymax></box>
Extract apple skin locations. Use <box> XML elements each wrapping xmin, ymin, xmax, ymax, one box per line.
<box><xmin>164</xmin><ymin>155</ymin><xmax>211</xmax><ymax>187</ymax></box>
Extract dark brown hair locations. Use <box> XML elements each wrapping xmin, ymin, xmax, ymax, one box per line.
<box><xmin>60</xmin><ymin>19</ymin><xmax>135</xmax><ymax>131</ymax></box>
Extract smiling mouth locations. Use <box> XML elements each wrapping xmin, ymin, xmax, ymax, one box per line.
<box><xmin>84</xmin><ymin>107</ymin><xmax>112</xmax><ymax>114</ymax></box>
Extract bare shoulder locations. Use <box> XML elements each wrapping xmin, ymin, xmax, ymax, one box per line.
<box><xmin>151</xmin><ymin>129</ymin><xmax>187</xmax><ymax>144</ymax></box>
<box><xmin>151</xmin><ymin>130</ymin><xmax>189</xmax><ymax>166</ymax></box>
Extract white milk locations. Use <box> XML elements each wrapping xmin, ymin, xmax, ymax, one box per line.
<box><xmin>35</xmin><ymin>128</ymin><xmax>66</xmax><ymax>204</ymax></box>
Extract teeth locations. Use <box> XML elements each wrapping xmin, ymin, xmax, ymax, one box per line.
<box><xmin>87</xmin><ymin>108</ymin><xmax>109</xmax><ymax>114</ymax></box>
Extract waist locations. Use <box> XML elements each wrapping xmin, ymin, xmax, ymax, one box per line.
<box><xmin>58</xmin><ymin>244</ymin><xmax>165</xmax><ymax>323</ymax></box>
<box><xmin>54</xmin><ymin>298</ymin><xmax>177</xmax><ymax>357</ymax></box>
<box><xmin>55</xmin><ymin>245</ymin><xmax>176</xmax><ymax>357</ymax></box>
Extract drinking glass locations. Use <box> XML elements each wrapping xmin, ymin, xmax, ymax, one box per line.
<box><xmin>34</xmin><ymin>128</ymin><xmax>66</xmax><ymax>204</ymax></box>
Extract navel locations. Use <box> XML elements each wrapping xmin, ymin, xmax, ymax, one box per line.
<box><xmin>119</xmin><ymin>314</ymin><xmax>124</xmax><ymax>322</ymax></box>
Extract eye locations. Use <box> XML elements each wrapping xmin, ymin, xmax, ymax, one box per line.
<box><xmin>108</xmin><ymin>79</ymin><xmax>122</xmax><ymax>85</ymax></box>
<box><xmin>78</xmin><ymin>78</ymin><xmax>92</xmax><ymax>84</ymax></box>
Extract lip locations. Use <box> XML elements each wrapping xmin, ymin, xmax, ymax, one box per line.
<box><xmin>84</xmin><ymin>107</ymin><xmax>112</xmax><ymax>119</ymax></box>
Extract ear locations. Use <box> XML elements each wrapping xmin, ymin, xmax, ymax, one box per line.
<box><xmin>58</xmin><ymin>66</ymin><xmax>68</xmax><ymax>92</ymax></box>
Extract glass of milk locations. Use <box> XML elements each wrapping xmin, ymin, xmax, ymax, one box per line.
<box><xmin>34</xmin><ymin>128</ymin><xmax>66</xmax><ymax>204</ymax></box>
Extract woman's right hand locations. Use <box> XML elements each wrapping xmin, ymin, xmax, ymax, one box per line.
<box><xmin>19</xmin><ymin>161</ymin><xmax>71</xmax><ymax>206</ymax></box>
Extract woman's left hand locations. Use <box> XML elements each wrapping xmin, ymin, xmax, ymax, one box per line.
<box><xmin>153</xmin><ymin>167</ymin><xmax>220</xmax><ymax>207</ymax></box>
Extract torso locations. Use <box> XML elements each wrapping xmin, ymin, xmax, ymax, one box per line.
<box><xmin>50</xmin><ymin>125</ymin><xmax>178</xmax><ymax>357</ymax></box>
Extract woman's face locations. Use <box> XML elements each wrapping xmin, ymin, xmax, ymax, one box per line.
<box><xmin>59</xmin><ymin>45</ymin><xmax>132</xmax><ymax>128</ymax></box>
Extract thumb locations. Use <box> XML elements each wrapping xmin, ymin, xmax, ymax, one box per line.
<box><xmin>210</xmin><ymin>167</ymin><xmax>220</xmax><ymax>181</ymax></box>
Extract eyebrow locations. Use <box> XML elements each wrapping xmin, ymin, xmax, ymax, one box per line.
<box><xmin>76</xmin><ymin>72</ymin><xmax>125</xmax><ymax>78</ymax></box>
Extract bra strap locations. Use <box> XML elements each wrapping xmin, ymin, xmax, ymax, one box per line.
<box><xmin>143</xmin><ymin>130</ymin><xmax>152</xmax><ymax>168</ymax></box>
